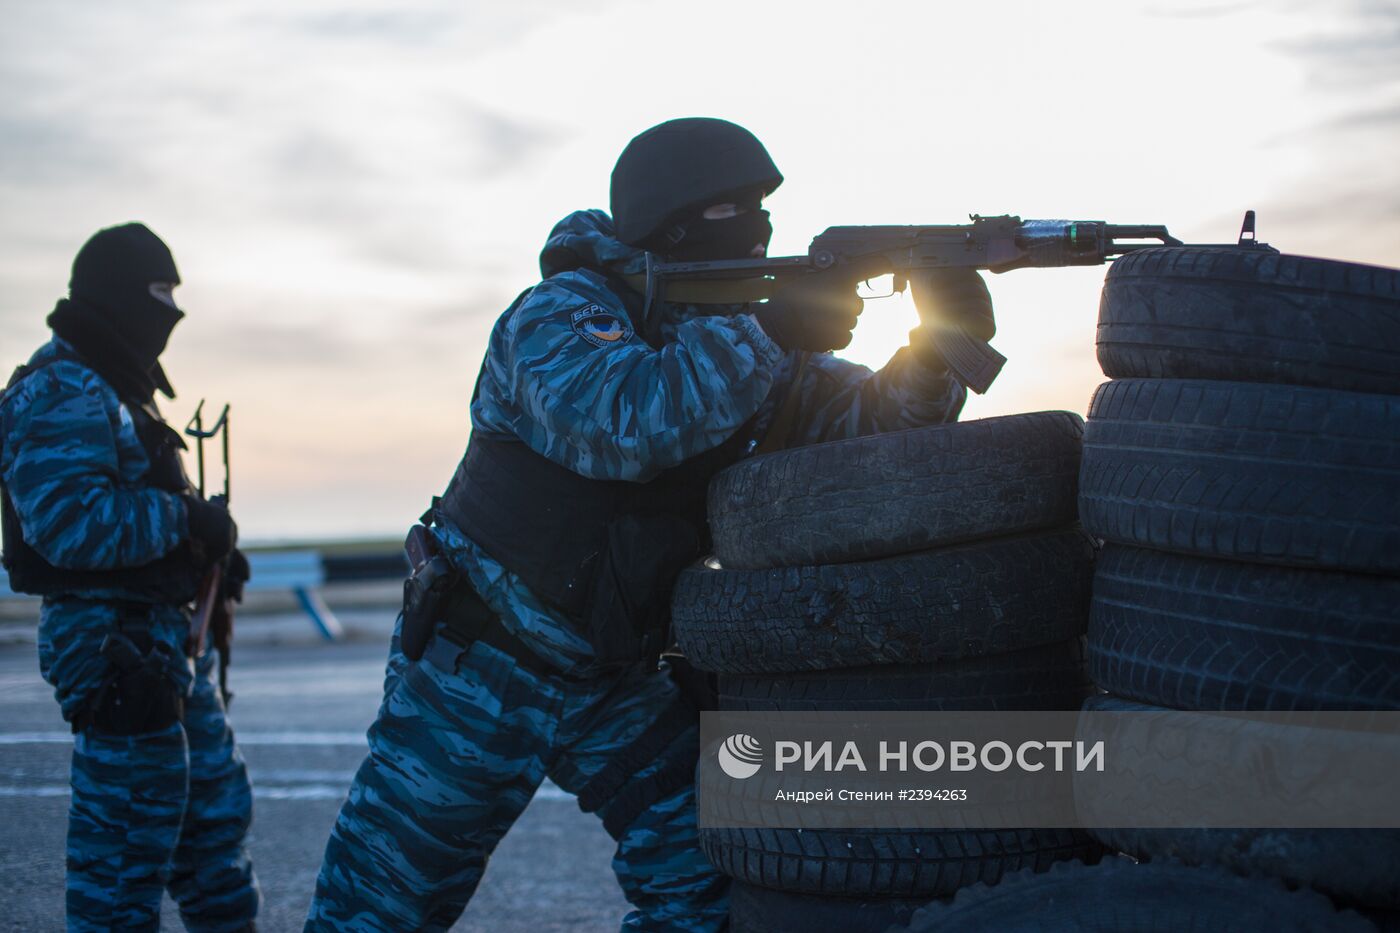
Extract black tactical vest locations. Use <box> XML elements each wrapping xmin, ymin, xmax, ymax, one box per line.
<box><xmin>436</xmin><ymin>421</ymin><xmax>755</xmax><ymax>665</ymax></box>
<box><xmin>0</xmin><ymin>351</ymin><xmax>202</xmax><ymax>603</ymax></box>
<box><xmin>439</xmin><ymin>420</ymin><xmax>754</xmax><ymax>608</ymax></box>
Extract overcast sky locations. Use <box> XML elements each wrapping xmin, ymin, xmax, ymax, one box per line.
<box><xmin>2</xmin><ymin>0</ymin><xmax>1397</xmax><ymax>540</ymax></box>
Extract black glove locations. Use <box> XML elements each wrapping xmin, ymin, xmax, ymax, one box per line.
<box><xmin>753</xmin><ymin>255</ymin><xmax>890</xmax><ymax>352</ymax></box>
<box><xmin>223</xmin><ymin>548</ymin><xmax>251</xmax><ymax>603</ymax></box>
<box><xmin>185</xmin><ymin>494</ymin><xmax>237</xmax><ymax>563</ymax></box>
<box><xmin>913</xmin><ymin>267</ymin><xmax>996</xmax><ymax>341</ymax></box>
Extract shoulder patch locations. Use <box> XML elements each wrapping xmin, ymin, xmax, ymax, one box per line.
<box><xmin>570</xmin><ymin>304</ymin><xmax>634</xmax><ymax>349</ymax></box>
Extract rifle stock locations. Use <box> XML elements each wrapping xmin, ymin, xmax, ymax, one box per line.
<box><xmin>187</xmin><ymin>563</ymin><xmax>223</xmax><ymax>658</ymax></box>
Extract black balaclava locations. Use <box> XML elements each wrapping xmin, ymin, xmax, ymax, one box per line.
<box><xmin>662</xmin><ymin>195</ymin><xmax>773</xmax><ymax>263</ymax></box>
<box><xmin>46</xmin><ymin>223</ymin><xmax>184</xmax><ymax>403</ymax></box>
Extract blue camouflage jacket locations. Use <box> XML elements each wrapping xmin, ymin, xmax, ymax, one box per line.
<box><xmin>1</xmin><ymin>339</ymin><xmax>194</xmax><ymax>716</ymax></box>
<box><xmin>1</xmin><ymin>339</ymin><xmax>189</xmax><ymax>586</ymax></box>
<box><xmin>433</xmin><ymin>210</ymin><xmax>967</xmax><ymax>674</ymax></box>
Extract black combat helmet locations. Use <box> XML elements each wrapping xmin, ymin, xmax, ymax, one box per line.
<box><xmin>610</xmin><ymin>117</ymin><xmax>783</xmax><ymax>249</ymax></box>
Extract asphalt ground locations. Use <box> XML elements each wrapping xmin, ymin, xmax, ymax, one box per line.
<box><xmin>0</xmin><ymin>615</ymin><xmax>630</xmax><ymax>931</ymax></box>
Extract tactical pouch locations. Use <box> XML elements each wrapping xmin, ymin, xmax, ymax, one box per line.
<box><xmin>583</xmin><ymin>514</ymin><xmax>700</xmax><ymax>668</ymax></box>
<box><xmin>401</xmin><ymin>523</ymin><xmax>459</xmax><ymax>662</ymax></box>
<box><xmin>82</xmin><ymin>632</ymin><xmax>185</xmax><ymax>736</ymax></box>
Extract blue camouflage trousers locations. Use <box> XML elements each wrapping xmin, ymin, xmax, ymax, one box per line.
<box><xmin>305</xmin><ymin>633</ymin><xmax>729</xmax><ymax>932</ymax></box>
<box><xmin>47</xmin><ymin>601</ymin><xmax>260</xmax><ymax>932</ymax></box>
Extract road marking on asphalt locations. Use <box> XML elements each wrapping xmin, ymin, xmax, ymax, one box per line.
<box><xmin>0</xmin><ymin>782</ymin><xmax>574</xmax><ymax>801</ymax></box>
<box><xmin>0</xmin><ymin>733</ymin><xmax>577</xmax><ymax>802</ymax></box>
<box><xmin>0</xmin><ymin>731</ymin><xmax>369</xmax><ymax>746</ymax></box>
<box><xmin>0</xmin><ymin>784</ymin><xmax>356</xmax><ymax>800</ymax></box>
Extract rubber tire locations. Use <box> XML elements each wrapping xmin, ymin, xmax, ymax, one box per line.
<box><xmin>718</xmin><ymin>638</ymin><xmax>1093</xmax><ymax>712</ymax></box>
<box><xmin>1094</xmin><ymin>826</ymin><xmax>1400</xmax><ymax>912</ymax></box>
<box><xmin>1082</xmin><ymin>695</ymin><xmax>1400</xmax><ymax>910</ymax></box>
<box><xmin>700</xmin><ymin>826</ymin><xmax>1103</xmax><ymax>899</ymax></box>
<box><xmin>1097</xmin><ymin>246</ymin><xmax>1400</xmax><ymax>395</ymax></box>
<box><xmin>1089</xmin><ymin>546</ymin><xmax>1400</xmax><ymax>710</ymax></box>
<box><xmin>1363</xmin><ymin>906</ymin><xmax>1400</xmax><ymax>932</ymax></box>
<box><xmin>901</xmin><ymin>857</ymin><xmax>1376</xmax><ymax>931</ymax></box>
<box><xmin>1079</xmin><ymin>378</ymin><xmax>1400</xmax><ymax>574</ymax></box>
<box><xmin>727</xmin><ymin>881</ymin><xmax>931</xmax><ymax>933</ymax></box>
<box><xmin>673</xmin><ymin>529</ymin><xmax>1096</xmax><ymax>675</ymax></box>
<box><xmin>708</xmin><ymin>411</ymin><xmax>1084</xmax><ymax>570</ymax></box>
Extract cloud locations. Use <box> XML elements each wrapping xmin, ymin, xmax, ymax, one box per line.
<box><xmin>0</xmin><ymin>114</ymin><xmax>126</xmax><ymax>186</ymax></box>
<box><xmin>1274</xmin><ymin>0</ymin><xmax>1400</xmax><ymax>87</ymax></box>
<box><xmin>1146</xmin><ymin>1</ymin><xmax>1262</xmax><ymax>18</ymax></box>
<box><xmin>1324</xmin><ymin>101</ymin><xmax>1400</xmax><ymax>130</ymax></box>
<box><xmin>243</xmin><ymin>103</ymin><xmax>563</xmax><ymax>273</ymax></box>
<box><xmin>264</xmin><ymin>0</ymin><xmax>606</xmax><ymax>50</ymax></box>
<box><xmin>279</xmin><ymin>8</ymin><xmax>460</xmax><ymax>45</ymax></box>
<box><xmin>1213</xmin><ymin>0</ymin><xmax>1400</xmax><ymax>262</ymax></box>
<box><xmin>415</xmin><ymin>294</ymin><xmax>517</xmax><ymax>332</ymax></box>
<box><xmin>461</xmin><ymin>108</ymin><xmax>564</xmax><ymax>178</ymax></box>
<box><xmin>199</xmin><ymin>319</ymin><xmax>366</xmax><ymax>368</ymax></box>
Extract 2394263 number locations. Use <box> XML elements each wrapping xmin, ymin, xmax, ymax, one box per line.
<box><xmin>904</xmin><ymin>789</ymin><xmax>968</xmax><ymax>802</ymax></box>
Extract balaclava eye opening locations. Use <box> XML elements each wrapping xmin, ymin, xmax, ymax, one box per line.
<box><xmin>660</xmin><ymin>203</ymin><xmax>773</xmax><ymax>262</ymax></box>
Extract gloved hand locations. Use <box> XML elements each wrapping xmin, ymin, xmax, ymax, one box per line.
<box><xmin>184</xmin><ymin>494</ymin><xmax>238</xmax><ymax>563</ymax></box>
<box><xmin>753</xmin><ymin>255</ymin><xmax>890</xmax><ymax>352</ymax></box>
<box><xmin>913</xmin><ymin>267</ymin><xmax>996</xmax><ymax>341</ymax></box>
<box><xmin>223</xmin><ymin>548</ymin><xmax>251</xmax><ymax>603</ymax></box>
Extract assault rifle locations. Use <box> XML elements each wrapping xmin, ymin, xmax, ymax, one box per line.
<box><xmin>184</xmin><ymin>400</ymin><xmax>236</xmax><ymax>703</ymax></box>
<box><xmin>631</xmin><ymin>211</ymin><xmax>1275</xmax><ymax>394</ymax></box>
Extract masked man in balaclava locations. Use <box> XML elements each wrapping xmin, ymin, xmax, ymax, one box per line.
<box><xmin>305</xmin><ymin>118</ymin><xmax>991</xmax><ymax>931</ymax></box>
<box><xmin>0</xmin><ymin>224</ymin><xmax>261</xmax><ymax>931</ymax></box>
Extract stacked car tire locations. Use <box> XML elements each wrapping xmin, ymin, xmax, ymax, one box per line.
<box><xmin>1079</xmin><ymin>246</ymin><xmax>1400</xmax><ymax>913</ymax></box>
<box><xmin>672</xmin><ymin>411</ymin><xmax>1105</xmax><ymax>932</ymax></box>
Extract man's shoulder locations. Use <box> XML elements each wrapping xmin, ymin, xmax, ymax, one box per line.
<box><xmin>507</xmin><ymin>270</ymin><xmax>638</xmax><ymax>350</ymax></box>
<box><xmin>523</xmin><ymin>268</ymin><xmax>628</xmax><ymax>317</ymax></box>
<box><xmin>3</xmin><ymin>341</ymin><xmax>114</xmax><ymax>420</ymax></box>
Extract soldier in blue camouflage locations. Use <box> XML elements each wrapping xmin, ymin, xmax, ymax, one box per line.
<box><xmin>0</xmin><ymin>224</ymin><xmax>260</xmax><ymax>932</ymax></box>
<box><xmin>306</xmin><ymin>118</ymin><xmax>992</xmax><ymax>931</ymax></box>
